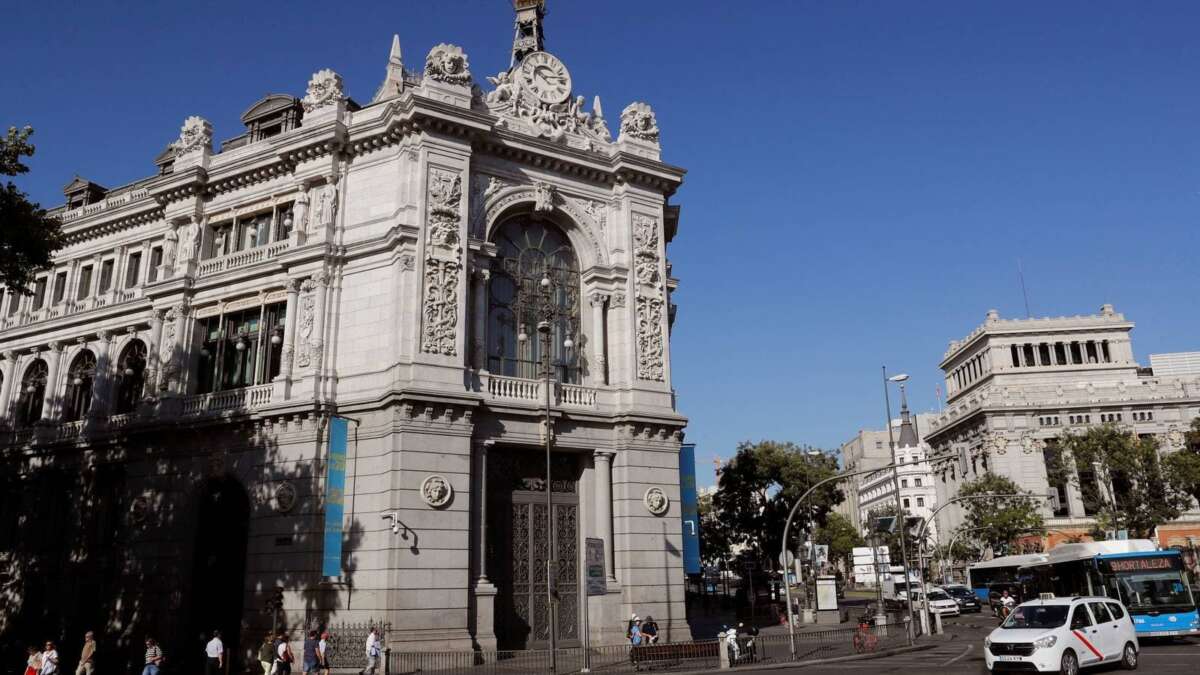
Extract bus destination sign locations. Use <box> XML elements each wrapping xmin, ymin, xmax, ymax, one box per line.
<box><xmin>1097</xmin><ymin>556</ymin><xmax>1180</xmax><ymax>574</ymax></box>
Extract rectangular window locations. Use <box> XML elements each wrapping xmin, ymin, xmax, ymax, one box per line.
<box><xmin>125</xmin><ymin>252</ymin><xmax>142</xmax><ymax>288</ymax></box>
<box><xmin>901</xmin><ymin>479</ymin><xmax>908</xmax><ymax>488</ymax></box>
<box><xmin>275</xmin><ymin>204</ymin><xmax>293</xmax><ymax>240</ymax></box>
<box><xmin>1010</xmin><ymin>345</ymin><xmax>1020</xmax><ymax>367</ymax></box>
<box><xmin>196</xmin><ymin>301</ymin><xmax>287</xmax><ymax>394</ymax></box>
<box><xmin>1055</xmin><ymin>343</ymin><xmax>1067</xmax><ymax>365</ymax></box>
<box><xmin>915</xmin><ymin>478</ymin><xmax>922</xmax><ymax>487</ymax></box>
<box><xmin>76</xmin><ymin>266</ymin><xmax>93</xmax><ymax>300</ymax></box>
<box><xmin>1101</xmin><ymin>341</ymin><xmax>1111</xmax><ymax>363</ymax></box>
<box><xmin>903</xmin><ymin>498</ymin><xmax>911</xmax><ymax>508</ymax></box>
<box><xmin>1070</xmin><ymin>342</ymin><xmax>1083</xmax><ymax>364</ymax></box>
<box><xmin>1038</xmin><ymin>343</ymin><xmax>1051</xmax><ymax>366</ymax></box>
<box><xmin>1023</xmin><ymin>344</ymin><xmax>1036</xmax><ymax>367</ymax></box>
<box><xmin>5</xmin><ymin>292</ymin><xmax>18</xmax><ymax>316</ymax></box>
<box><xmin>916</xmin><ymin>497</ymin><xmax>925</xmax><ymax>508</ymax></box>
<box><xmin>1086</xmin><ymin>341</ymin><xmax>1099</xmax><ymax>364</ymax></box>
<box><xmin>98</xmin><ymin>260</ymin><xmax>114</xmax><ymax>292</ymax></box>
<box><xmin>148</xmin><ymin>247</ymin><xmax>163</xmax><ymax>282</ymax></box>
<box><xmin>32</xmin><ymin>277</ymin><xmax>47</xmax><ymax>310</ymax></box>
<box><xmin>52</xmin><ymin>271</ymin><xmax>67</xmax><ymax>303</ymax></box>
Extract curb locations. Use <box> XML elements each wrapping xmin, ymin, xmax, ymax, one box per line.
<box><xmin>669</xmin><ymin>642</ymin><xmax>938</xmax><ymax>674</ymax></box>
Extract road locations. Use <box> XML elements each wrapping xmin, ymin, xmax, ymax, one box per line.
<box><xmin>767</xmin><ymin>612</ymin><xmax>1200</xmax><ymax>673</ymax></box>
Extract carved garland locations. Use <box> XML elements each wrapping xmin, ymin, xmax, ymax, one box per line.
<box><xmin>633</xmin><ymin>214</ymin><xmax>665</xmax><ymax>381</ymax></box>
<box><xmin>421</xmin><ymin>168</ymin><xmax>464</xmax><ymax>356</ymax></box>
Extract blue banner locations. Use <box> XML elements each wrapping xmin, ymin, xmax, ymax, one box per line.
<box><xmin>323</xmin><ymin>417</ymin><xmax>349</xmax><ymax>578</ymax></box>
<box><xmin>679</xmin><ymin>443</ymin><xmax>701</xmax><ymax>575</ymax></box>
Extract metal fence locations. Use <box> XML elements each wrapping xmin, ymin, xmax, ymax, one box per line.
<box><xmin>385</xmin><ymin>620</ymin><xmax>909</xmax><ymax>674</ymax></box>
<box><xmin>322</xmin><ymin>619</ymin><xmax>391</xmax><ymax>670</ymax></box>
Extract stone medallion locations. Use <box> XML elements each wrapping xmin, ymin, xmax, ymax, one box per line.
<box><xmin>643</xmin><ymin>487</ymin><xmax>669</xmax><ymax>516</ymax></box>
<box><xmin>129</xmin><ymin>495</ymin><xmax>150</xmax><ymax>526</ymax></box>
<box><xmin>421</xmin><ymin>474</ymin><xmax>453</xmax><ymax>508</ymax></box>
<box><xmin>274</xmin><ymin>481</ymin><xmax>298</xmax><ymax>513</ymax></box>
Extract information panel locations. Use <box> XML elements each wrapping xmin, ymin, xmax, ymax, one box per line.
<box><xmin>679</xmin><ymin>444</ymin><xmax>701</xmax><ymax>575</ymax></box>
<box><xmin>322</xmin><ymin>416</ymin><xmax>349</xmax><ymax>578</ymax></box>
<box><xmin>586</xmin><ymin>537</ymin><xmax>607</xmax><ymax>596</ymax></box>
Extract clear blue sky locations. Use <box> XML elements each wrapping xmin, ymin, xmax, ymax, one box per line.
<box><xmin>5</xmin><ymin>1</ymin><xmax>1199</xmax><ymax>488</ymax></box>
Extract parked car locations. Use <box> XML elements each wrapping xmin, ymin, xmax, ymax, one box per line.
<box><xmin>943</xmin><ymin>584</ymin><xmax>983</xmax><ymax>613</ymax></box>
<box><xmin>917</xmin><ymin>588</ymin><xmax>961</xmax><ymax>617</ymax></box>
<box><xmin>984</xmin><ymin>596</ymin><xmax>1138</xmax><ymax>674</ymax></box>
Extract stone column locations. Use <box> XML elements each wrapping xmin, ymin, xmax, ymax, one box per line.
<box><xmin>41</xmin><ymin>341</ymin><xmax>64</xmax><ymax>421</ymax></box>
<box><xmin>471</xmin><ymin>266</ymin><xmax>490</xmax><ymax>370</ymax></box>
<box><xmin>473</xmin><ymin>440</ymin><xmax>498</xmax><ymax>650</ymax></box>
<box><xmin>90</xmin><ymin>330</ymin><xmax>115</xmax><ymax>417</ymax></box>
<box><xmin>595</xmin><ymin>450</ymin><xmax>617</xmax><ymax>581</ymax></box>
<box><xmin>589</xmin><ymin>292</ymin><xmax>609</xmax><ymax>385</ymax></box>
<box><xmin>147</xmin><ymin>309</ymin><xmax>165</xmax><ymax>392</ymax></box>
<box><xmin>278</xmin><ymin>278</ymin><xmax>300</xmax><ymax>381</ymax></box>
<box><xmin>309</xmin><ymin>271</ymin><xmax>330</xmax><ymax>401</ymax></box>
<box><xmin>0</xmin><ymin>351</ymin><xmax>16</xmax><ymax>422</ymax></box>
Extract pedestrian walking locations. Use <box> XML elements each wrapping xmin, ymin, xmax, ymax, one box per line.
<box><xmin>257</xmin><ymin>634</ymin><xmax>274</xmax><ymax>675</ymax></box>
<box><xmin>317</xmin><ymin>632</ymin><xmax>330</xmax><ymax>675</ymax></box>
<box><xmin>302</xmin><ymin>631</ymin><xmax>320</xmax><ymax>674</ymax></box>
<box><xmin>40</xmin><ymin>641</ymin><xmax>59</xmax><ymax>675</ymax></box>
<box><xmin>274</xmin><ymin>633</ymin><xmax>294</xmax><ymax>674</ymax></box>
<box><xmin>360</xmin><ymin>627</ymin><xmax>381</xmax><ymax>675</ymax></box>
<box><xmin>142</xmin><ymin>637</ymin><xmax>163</xmax><ymax>675</ymax></box>
<box><xmin>24</xmin><ymin>646</ymin><xmax>42</xmax><ymax>675</ymax></box>
<box><xmin>75</xmin><ymin>631</ymin><xmax>96</xmax><ymax>675</ymax></box>
<box><xmin>204</xmin><ymin>631</ymin><xmax>223</xmax><ymax>675</ymax></box>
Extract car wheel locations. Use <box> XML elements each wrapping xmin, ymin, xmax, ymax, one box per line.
<box><xmin>1060</xmin><ymin>650</ymin><xmax>1079</xmax><ymax>675</ymax></box>
<box><xmin>1121</xmin><ymin>642</ymin><xmax>1137</xmax><ymax>670</ymax></box>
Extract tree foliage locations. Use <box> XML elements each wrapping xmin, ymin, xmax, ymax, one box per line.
<box><xmin>698</xmin><ymin>491</ymin><xmax>735</xmax><ymax>569</ymax></box>
<box><xmin>813</xmin><ymin>511</ymin><xmax>864</xmax><ymax>571</ymax></box>
<box><xmin>957</xmin><ymin>472</ymin><xmax>1045</xmax><ymax>554</ymax></box>
<box><xmin>1164</xmin><ymin>417</ymin><xmax>1200</xmax><ymax>507</ymax></box>
<box><xmin>1053</xmin><ymin>424</ymin><xmax>1191</xmax><ymax>538</ymax></box>
<box><xmin>712</xmin><ymin>441</ymin><xmax>842</xmax><ymax>570</ymax></box>
<box><xmin>0</xmin><ymin>126</ymin><xmax>64</xmax><ymax>294</ymax></box>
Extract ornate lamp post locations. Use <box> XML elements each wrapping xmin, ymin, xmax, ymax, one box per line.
<box><xmin>517</xmin><ymin>268</ymin><xmax>574</xmax><ymax>672</ymax></box>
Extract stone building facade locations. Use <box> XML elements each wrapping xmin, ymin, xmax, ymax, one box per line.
<box><xmin>838</xmin><ymin>413</ymin><xmax>938</xmax><ymax>539</ymax></box>
<box><xmin>925</xmin><ymin>306</ymin><xmax>1200</xmax><ymax>550</ymax></box>
<box><xmin>0</xmin><ymin>3</ymin><xmax>689</xmax><ymax>666</ymax></box>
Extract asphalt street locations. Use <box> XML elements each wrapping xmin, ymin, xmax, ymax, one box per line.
<box><xmin>766</xmin><ymin>613</ymin><xmax>1200</xmax><ymax>674</ymax></box>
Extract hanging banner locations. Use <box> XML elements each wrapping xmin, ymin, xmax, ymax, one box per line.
<box><xmin>679</xmin><ymin>443</ymin><xmax>701</xmax><ymax>575</ymax></box>
<box><xmin>322</xmin><ymin>416</ymin><xmax>349</xmax><ymax>578</ymax></box>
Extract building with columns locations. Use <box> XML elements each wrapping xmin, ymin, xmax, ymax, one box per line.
<box><xmin>0</xmin><ymin>2</ymin><xmax>690</xmax><ymax>666</ymax></box>
<box><xmin>925</xmin><ymin>306</ymin><xmax>1200</xmax><ymax>551</ymax></box>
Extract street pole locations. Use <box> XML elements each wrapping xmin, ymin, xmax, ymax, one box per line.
<box><xmin>882</xmin><ymin>367</ymin><xmax>915</xmax><ymax>635</ymax></box>
<box><xmin>780</xmin><ymin>461</ymin><xmax>899</xmax><ymax>660</ymax></box>
<box><xmin>543</xmin><ymin>321</ymin><xmax>557</xmax><ymax>672</ymax></box>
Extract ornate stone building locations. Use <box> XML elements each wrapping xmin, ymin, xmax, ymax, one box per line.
<box><xmin>0</xmin><ymin>2</ymin><xmax>689</xmax><ymax>665</ymax></box>
<box><xmin>925</xmin><ymin>306</ymin><xmax>1200</xmax><ymax>550</ymax></box>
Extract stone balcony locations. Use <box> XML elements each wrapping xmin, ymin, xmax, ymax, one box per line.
<box><xmin>0</xmin><ymin>287</ymin><xmax>145</xmax><ymax>332</ymax></box>
<box><xmin>483</xmin><ymin>373</ymin><xmax>598</xmax><ymax>409</ymax></box>
<box><xmin>180</xmin><ymin>383</ymin><xmax>274</xmax><ymax>416</ymax></box>
<box><xmin>196</xmin><ymin>240</ymin><xmax>291</xmax><ymax>278</ymax></box>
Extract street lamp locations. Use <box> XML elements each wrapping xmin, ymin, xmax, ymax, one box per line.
<box><xmin>515</xmin><ymin>268</ymin><xmax>575</xmax><ymax>672</ymax></box>
<box><xmin>882</xmin><ymin>368</ymin><xmax>916</xmax><ymax>633</ymax></box>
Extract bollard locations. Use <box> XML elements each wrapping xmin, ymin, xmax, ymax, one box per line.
<box><xmin>718</xmin><ymin>631</ymin><xmax>731</xmax><ymax>669</ymax></box>
<box><xmin>933</xmin><ymin>611</ymin><xmax>944</xmax><ymax>635</ymax></box>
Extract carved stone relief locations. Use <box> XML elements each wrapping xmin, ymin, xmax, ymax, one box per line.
<box><xmin>302</xmin><ymin>69</ymin><xmax>345</xmax><ymax>113</ymax></box>
<box><xmin>172</xmin><ymin>116</ymin><xmax>212</xmax><ymax>154</ymax></box>
<box><xmin>424</xmin><ymin>44</ymin><xmax>471</xmax><ymax>86</ymax></box>
<box><xmin>643</xmin><ymin>487</ymin><xmax>669</xmax><ymax>516</ymax></box>
<box><xmin>296</xmin><ymin>280</ymin><xmax>317</xmax><ymax>368</ymax></box>
<box><xmin>619</xmin><ymin>102</ymin><xmax>660</xmax><ymax>143</ymax></box>
<box><xmin>421</xmin><ymin>474</ymin><xmax>453</xmax><ymax>508</ymax></box>
<box><xmin>479</xmin><ymin>54</ymin><xmax>612</xmax><ymax>145</ymax></box>
<box><xmin>274</xmin><ymin>481</ymin><xmax>298</xmax><ymax>513</ymax></box>
<box><xmin>633</xmin><ymin>214</ymin><xmax>665</xmax><ymax>381</ymax></box>
<box><xmin>421</xmin><ymin>168</ymin><xmax>464</xmax><ymax>356</ymax></box>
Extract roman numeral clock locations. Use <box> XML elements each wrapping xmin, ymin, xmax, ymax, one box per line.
<box><xmin>519</xmin><ymin>51</ymin><xmax>572</xmax><ymax>105</ymax></box>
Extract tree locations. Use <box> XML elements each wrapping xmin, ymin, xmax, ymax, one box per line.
<box><xmin>957</xmin><ymin>472</ymin><xmax>1045</xmax><ymax>554</ymax></box>
<box><xmin>813</xmin><ymin>511</ymin><xmax>864</xmax><ymax>572</ymax></box>
<box><xmin>698</xmin><ymin>491</ymin><xmax>735</xmax><ymax>570</ymax></box>
<box><xmin>712</xmin><ymin>441</ymin><xmax>843</xmax><ymax>570</ymax></box>
<box><xmin>1055</xmin><ymin>424</ymin><xmax>1191</xmax><ymax>538</ymax></box>
<box><xmin>0</xmin><ymin>126</ymin><xmax>64</xmax><ymax>293</ymax></box>
<box><xmin>1164</xmin><ymin>417</ymin><xmax>1200</xmax><ymax>507</ymax></box>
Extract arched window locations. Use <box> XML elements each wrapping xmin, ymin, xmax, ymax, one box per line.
<box><xmin>17</xmin><ymin>359</ymin><xmax>49</xmax><ymax>427</ymax></box>
<box><xmin>487</xmin><ymin>219</ymin><xmax>580</xmax><ymax>383</ymax></box>
<box><xmin>63</xmin><ymin>350</ymin><xmax>97</xmax><ymax>422</ymax></box>
<box><xmin>114</xmin><ymin>339</ymin><xmax>148</xmax><ymax>414</ymax></box>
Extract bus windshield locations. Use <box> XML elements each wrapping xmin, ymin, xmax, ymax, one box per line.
<box><xmin>1109</xmin><ymin>570</ymin><xmax>1194</xmax><ymax>609</ymax></box>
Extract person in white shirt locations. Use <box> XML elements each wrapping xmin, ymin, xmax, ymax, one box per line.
<box><xmin>361</xmin><ymin>627</ymin><xmax>380</xmax><ymax>675</ymax></box>
<box><xmin>40</xmin><ymin>642</ymin><xmax>59</xmax><ymax>675</ymax></box>
<box><xmin>317</xmin><ymin>632</ymin><xmax>330</xmax><ymax>675</ymax></box>
<box><xmin>204</xmin><ymin>631</ymin><xmax>224</xmax><ymax>675</ymax></box>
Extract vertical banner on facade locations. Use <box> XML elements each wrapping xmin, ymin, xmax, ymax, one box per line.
<box><xmin>322</xmin><ymin>416</ymin><xmax>349</xmax><ymax>578</ymax></box>
<box><xmin>679</xmin><ymin>443</ymin><xmax>701</xmax><ymax>575</ymax></box>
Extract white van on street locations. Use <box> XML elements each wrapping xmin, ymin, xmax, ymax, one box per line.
<box><xmin>984</xmin><ymin>596</ymin><xmax>1138</xmax><ymax>674</ymax></box>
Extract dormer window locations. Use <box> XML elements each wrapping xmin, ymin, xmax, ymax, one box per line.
<box><xmin>240</xmin><ymin>94</ymin><xmax>304</xmax><ymax>144</ymax></box>
<box><xmin>62</xmin><ymin>176</ymin><xmax>107</xmax><ymax>210</ymax></box>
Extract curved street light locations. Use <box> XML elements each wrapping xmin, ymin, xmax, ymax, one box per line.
<box><xmin>780</xmin><ymin>460</ymin><xmax>900</xmax><ymax>660</ymax></box>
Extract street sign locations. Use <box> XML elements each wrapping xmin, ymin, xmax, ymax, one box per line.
<box><xmin>814</xmin><ymin>545</ymin><xmax>829</xmax><ymax>565</ymax></box>
<box><xmin>585</xmin><ymin>538</ymin><xmax>607</xmax><ymax>596</ymax></box>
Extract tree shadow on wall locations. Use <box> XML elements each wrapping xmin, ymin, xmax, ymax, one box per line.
<box><xmin>0</xmin><ymin>402</ymin><xmax>364</xmax><ymax>674</ymax></box>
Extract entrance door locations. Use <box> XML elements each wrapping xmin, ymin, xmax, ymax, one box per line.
<box><xmin>489</xmin><ymin>449</ymin><xmax>580</xmax><ymax>650</ymax></box>
<box><xmin>187</xmin><ymin>476</ymin><xmax>250</xmax><ymax>664</ymax></box>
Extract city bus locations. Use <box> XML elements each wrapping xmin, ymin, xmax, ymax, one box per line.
<box><xmin>1022</xmin><ymin>539</ymin><xmax>1199</xmax><ymax>637</ymax></box>
<box><xmin>966</xmin><ymin>553</ymin><xmax>1047</xmax><ymax>603</ymax></box>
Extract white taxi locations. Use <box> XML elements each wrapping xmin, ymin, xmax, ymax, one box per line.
<box><xmin>984</xmin><ymin>596</ymin><xmax>1138</xmax><ymax>674</ymax></box>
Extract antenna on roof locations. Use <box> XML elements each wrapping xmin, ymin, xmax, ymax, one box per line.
<box><xmin>1017</xmin><ymin>259</ymin><xmax>1032</xmax><ymax>318</ymax></box>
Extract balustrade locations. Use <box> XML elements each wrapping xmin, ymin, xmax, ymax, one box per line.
<box><xmin>180</xmin><ymin>383</ymin><xmax>274</xmax><ymax>416</ymax></box>
<box><xmin>484</xmin><ymin>373</ymin><xmax>597</xmax><ymax>408</ymax></box>
<box><xmin>197</xmin><ymin>240</ymin><xmax>291</xmax><ymax>278</ymax></box>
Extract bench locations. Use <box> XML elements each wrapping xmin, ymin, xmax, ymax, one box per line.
<box><xmin>629</xmin><ymin>641</ymin><xmax>719</xmax><ymax>671</ymax></box>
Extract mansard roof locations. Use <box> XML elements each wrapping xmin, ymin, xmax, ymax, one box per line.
<box><xmin>240</xmin><ymin>94</ymin><xmax>302</xmax><ymax>125</ymax></box>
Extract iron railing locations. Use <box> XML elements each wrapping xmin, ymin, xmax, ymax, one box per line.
<box><xmin>385</xmin><ymin>621</ymin><xmax>908</xmax><ymax>674</ymax></box>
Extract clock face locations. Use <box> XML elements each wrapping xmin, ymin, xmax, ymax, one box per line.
<box><xmin>520</xmin><ymin>51</ymin><xmax>572</xmax><ymax>105</ymax></box>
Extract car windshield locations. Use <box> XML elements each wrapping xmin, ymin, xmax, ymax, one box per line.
<box><xmin>945</xmin><ymin>588</ymin><xmax>970</xmax><ymax>597</ymax></box>
<box><xmin>929</xmin><ymin>591</ymin><xmax>951</xmax><ymax>601</ymax></box>
<box><xmin>1002</xmin><ymin>605</ymin><xmax>1068</xmax><ymax>629</ymax></box>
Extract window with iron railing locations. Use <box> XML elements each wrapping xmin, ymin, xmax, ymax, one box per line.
<box><xmin>195</xmin><ymin>303</ymin><xmax>286</xmax><ymax>394</ymax></box>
